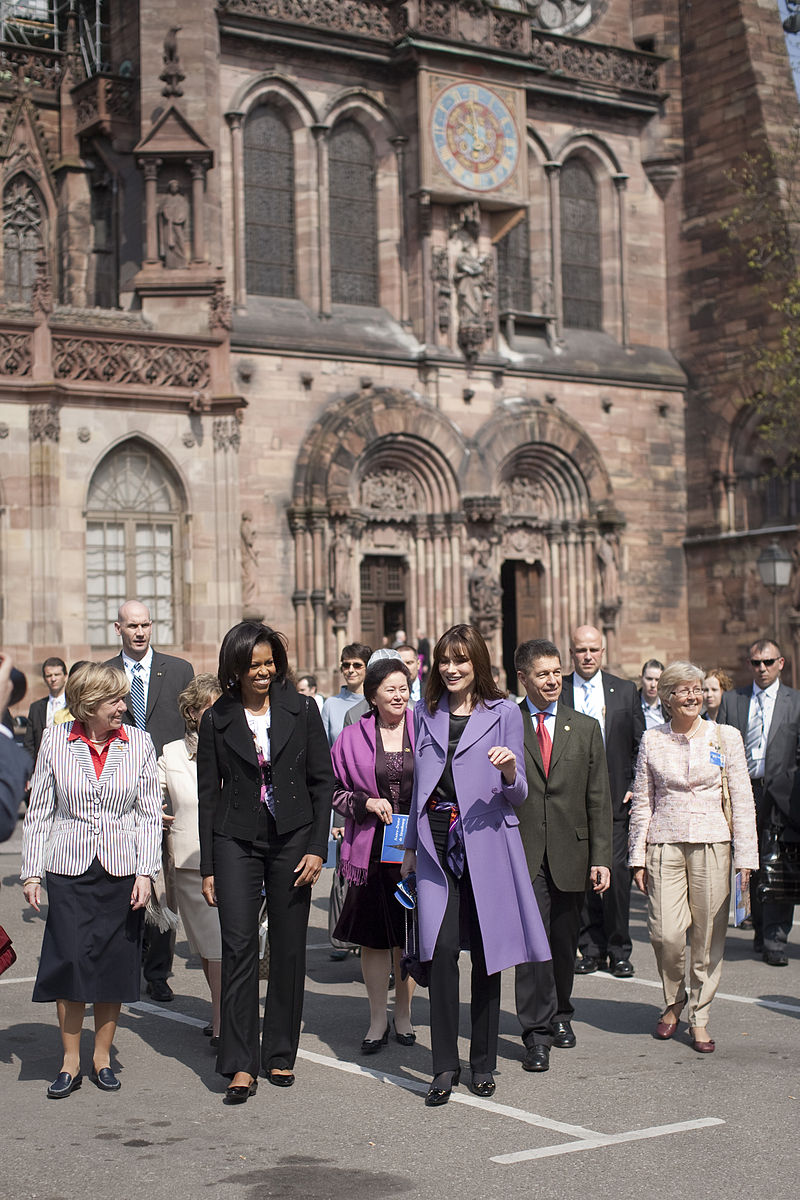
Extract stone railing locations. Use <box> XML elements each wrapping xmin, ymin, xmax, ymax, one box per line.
<box><xmin>0</xmin><ymin>41</ymin><xmax>62</xmax><ymax>93</ymax></box>
<box><xmin>72</xmin><ymin>73</ymin><xmax>138</xmax><ymax>139</ymax></box>
<box><xmin>0</xmin><ymin>327</ymin><xmax>33</xmax><ymax>377</ymax></box>
<box><xmin>51</xmin><ymin>334</ymin><xmax>210</xmax><ymax>390</ymax></box>
<box><xmin>217</xmin><ymin>0</ymin><xmax>395</xmax><ymax>39</ymax></box>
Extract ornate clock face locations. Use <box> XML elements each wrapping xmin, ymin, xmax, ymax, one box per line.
<box><xmin>431</xmin><ymin>82</ymin><xmax>520</xmax><ymax>193</ymax></box>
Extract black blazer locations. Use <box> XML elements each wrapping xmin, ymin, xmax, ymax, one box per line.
<box><xmin>104</xmin><ymin>650</ymin><xmax>194</xmax><ymax>756</ymax></box>
<box><xmin>517</xmin><ymin>702</ymin><xmax>613</xmax><ymax>893</ymax></box>
<box><xmin>0</xmin><ymin>733</ymin><xmax>31</xmax><ymax>841</ymax></box>
<box><xmin>717</xmin><ymin>682</ymin><xmax>800</xmax><ymax>833</ymax></box>
<box><xmin>197</xmin><ymin>683</ymin><xmax>334</xmax><ymax>877</ymax></box>
<box><xmin>23</xmin><ymin>696</ymin><xmax>49</xmax><ymax>762</ymax></box>
<box><xmin>561</xmin><ymin>671</ymin><xmax>645</xmax><ymax>820</ymax></box>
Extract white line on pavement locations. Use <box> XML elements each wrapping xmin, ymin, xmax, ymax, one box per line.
<box><xmin>490</xmin><ymin>1117</ymin><xmax>725</xmax><ymax>1164</ymax></box>
<box><xmin>126</xmin><ymin>1001</ymin><xmax>207</xmax><ymax>1027</ymax></box>
<box><xmin>581</xmin><ymin>972</ymin><xmax>800</xmax><ymax>1013</ymax></box>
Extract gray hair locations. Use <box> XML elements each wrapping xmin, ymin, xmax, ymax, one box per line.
<box><xmin>657</xmin><ymin>661</ymin><xmax>704</xmax><ymax>708</ymax></box>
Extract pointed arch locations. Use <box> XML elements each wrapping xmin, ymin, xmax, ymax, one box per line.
<box><xmin>2</xmin><ymin>172</ymin><xmax>47</xmax><ymax>303</ymax></box>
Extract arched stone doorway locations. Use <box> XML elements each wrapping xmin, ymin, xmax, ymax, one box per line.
<box><xmin>290</xmin><ymin>389</ymin><xmax>624</xmax><ymax>677</ymax></box>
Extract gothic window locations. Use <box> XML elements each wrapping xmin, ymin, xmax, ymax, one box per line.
<box><xmin>3</xmin><ymin>174</ymin><xmax>45</xmax><ymax>304</ymax></box>
<box><xmin>496</xmin><ymin>215</ymin><xmax>531</xmax><ymax>312</ymax></box>
<box><xmin>560</xmin><ymin>158</ymin><xmax>602</xmax><ymax>330</ymax></box>
<box><xmin>85</xmin><ymin>440</ymin><xmax>184</xmax><ymax>646</ymax></box>
<box><xmin>329</xmin><ymin>120</ymin><xmax>378</xmax><ymax>306</ymax></box>
<box><xmin>244</xmin><ymin>105</ymin><xmax>296</xmax><ymax>298</ymax></box>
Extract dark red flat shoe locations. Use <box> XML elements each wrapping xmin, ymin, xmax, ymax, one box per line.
<box><xmin>654</xmin><ymin>1017</ymin><xmax>681</xmax><ymax>1040</ymax></box>
<box><xmin>690</xmin><ymin>1033</ymin><xmax>715</xmax><ymax>1054</ymax></box>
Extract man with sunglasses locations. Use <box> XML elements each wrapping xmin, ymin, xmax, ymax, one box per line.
<box><xmin>717</xmin><ymin>638</ymin><xmax>800</xmax><ymax>965</ymax></box>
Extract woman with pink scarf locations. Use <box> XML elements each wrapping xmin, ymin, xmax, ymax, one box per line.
<box><xmin>331</xmin><ymin>657</ymin><xmax>415</xmax><ymax>1053</ymax></box>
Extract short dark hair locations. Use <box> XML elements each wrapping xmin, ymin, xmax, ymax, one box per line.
<box><xmin>514</xmin><ymin>639</ymin><xmax>561</xmax><ymax>675</ymax></box>
<box><xmin>42</xmin><ymin>657</ymin><xmax>66</xmax><ymax>676</ymax></box>
<box><xmin>364</xmin><ymin>658</ymin><xmax>411</xmax><ymax>706</ymax></box>
<box><xmin>424</xmin><ymin>624</ymin><xmax>503</xmax><ymax>713</ymax></box>
<box><xmin>298</xmin><ymin>674</ymin><xmax>317</xmax><ymax>690</ymax></box>
<box><xmin>641</xmin><ymin>659</ymin><xmax>664</xmax><ymax>675</ymax></box>
<box><xmin>340</xmin><ymin>643</ymin><xmax>371</xmax><ymax>666</ymax></box>
<box><xmin>395</xmin><ymin>643</ymin><xmax>418</xmax><ymax>656</ymax></box>
<box><xmin>218</xmin><ymin>622</ymin><xmax>289</xmax><ymax>698</ymax></box>
<box><xmin>748</xmin><ymin>638</ymin><xmax>782</xmax><ymax>658</ymax></box>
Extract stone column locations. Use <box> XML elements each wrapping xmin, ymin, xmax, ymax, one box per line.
<box><xmin>143</xmin><ymin>158</ymin><xmax>161</xmax><ymax>264</ymax></box>
<box><xmin>418</xmin><ymin>190</ymin><xmax>434</xmax><ymax>346</ymax></box>
<box><xmin>312</xmin><ymin>124</ymin><xmax>331</xmax><ymax>316</ymax></box>
<box><xmin>614</xmin><ymin>173</ymin><xmax>629</xmax><ymax>346</ymax></box>
<box><xmin>190</xmin><ymin>160</ymin><xmax>207</xmax><ymax>263</ymax></box>
<box><xmin>544</xmin><ymin>163</ymin><xmax>562</xmax><ymax>340</ymax></box>
<box><xmin>390</xmin><ymin>135</ymin><xmax>410</xmax><ymax>326</ymax></box>
<box><xmin>226</xmin><ymin>112</ymin><xmax>246</xmax><ymax>310</ymax></box>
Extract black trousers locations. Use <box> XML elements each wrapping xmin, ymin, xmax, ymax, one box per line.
<box><xmin>213</xmin><ymin>810</ymin><xmax>312</xmax><ymax>1079</ymax></box>
<box><xmin>515</xmin><ymin>858</ymin><xmax>582</xmax><ymax>1047</ymax></box>
<box><xmin>578</xmin><ymin>817</ymin><xmax>632</xmax><ymax>962</ymax></box>
<box><xmin>142</xmin><ymin>924</ymin><xmax>175</xmax><ymax>983</ymax></box>
<box><xmin>427</xmin><ymin>861</ymin><xmax>500</xmax><ymax>1075</ymax></box>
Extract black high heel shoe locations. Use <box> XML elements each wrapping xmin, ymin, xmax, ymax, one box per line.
<box><xmin>470</xmin><ymin>1072</ymin><xmax>495</xmax><ymax>1098</ymax></box>
<box><xmin>361</xmin><ymin>1025</ymin><xmax>389</xmax><ymax>1054</ymax></box>
<box><xmin>393</xmin><ymin>1020</ymin><xmax>416</xmax><ymax>1047</ymax></box>
<box><xmin>425</xmin><ymin>1067</ymin><xmax>461</xmax><ymax>1107</ymax></box>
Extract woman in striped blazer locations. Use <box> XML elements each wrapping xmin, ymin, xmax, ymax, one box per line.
<box><xmin>21</xmin><ymin>662</ymin><xmax>162</xmax><ymax>1098</ymax></box>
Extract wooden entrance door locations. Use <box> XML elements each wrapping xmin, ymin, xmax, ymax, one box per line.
<box><xmin>359</xmin><ymin>556</ymin><xmax>407</xmax><ymax>647</ymax></box>
<box><xmin>501</xmin><ymin>560</ymin><xmax>545</xmax><ymax>691</ymax></box>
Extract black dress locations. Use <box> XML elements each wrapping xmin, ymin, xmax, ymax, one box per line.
<box><xmin>333</xmin><ymin>747</ymin><xmax>411</xmax><ymax>950</ymax></box>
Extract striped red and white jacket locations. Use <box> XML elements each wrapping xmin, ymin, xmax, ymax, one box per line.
<box><xmin>21</xmin><ymin>722</ymin><xmax>162</xmax><ymax>881</ymax></box>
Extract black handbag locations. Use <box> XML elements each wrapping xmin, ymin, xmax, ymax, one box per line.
<box><xmin>756</xmin><ymin>824</ymin><xmax>800</xmax><ymax>904</ymax></box>
<box><xmin>400</xmin><ymin>906</ymin><xmax>429</xmax><ymax>988</ymax></box>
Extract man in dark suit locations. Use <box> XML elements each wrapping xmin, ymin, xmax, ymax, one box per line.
<box><xmin>513</xmin><ymin>638</ymin><xmax>612</xmax><ymax>1072</ymax></box>
<box><xmin>105</xmin><ymin>600</ymin><xmax>194</xmax><ymax>999</ymax></box>
<box><xmin>717</xmin><ymin>637</ymin><xmax>800</xmax><ymax>966</ymax></box>
<box><xmin>23</xmin><ymin>657</ymin><xmax>67</xmax><ymax>765</ymax></box>
<box><xmin>1</xmin><ymin>651</ymin><xmax>31</xmax><ymax>840</ymax></box>
<box><xmin>561</xmin><ymin>625</ymin><xmax>645</xmax><ymax>977</ymax></box>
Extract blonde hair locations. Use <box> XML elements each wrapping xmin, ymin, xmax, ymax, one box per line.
<box><xmin>65</xmin><ymin>662</ymin><xmax>129</xmax><ymax>723</ymax></box>
<box><xmin>657</xmin><ymin>661</ymin><xmax>704</xmax><ymax>708</ymax></box>
<box><xmin>178</xmin><ymin>673</ymin><xmax>222</xmax><ymax>731</ymax></box>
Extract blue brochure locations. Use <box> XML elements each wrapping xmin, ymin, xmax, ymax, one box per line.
<box><xmin>381</xmin><ymin>814</ymin><xmax>409</xmax><ymax>864</ymax></box>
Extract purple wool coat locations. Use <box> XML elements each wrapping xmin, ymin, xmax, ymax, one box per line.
<box><xmin>405</xmin><ymin>697</ymin><xmax>551</xmax><ymax>976</ymax></box>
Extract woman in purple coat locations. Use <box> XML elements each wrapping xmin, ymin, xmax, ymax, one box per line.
<box><xmin>401</xmin><ymin>624</ymin><xmax>550</xmax><ymax>1106</ymax></box>
<box><xmin>331</xmin><ymin>658</ymin><xmax>416</xmax><ymax>1052</ymax></box>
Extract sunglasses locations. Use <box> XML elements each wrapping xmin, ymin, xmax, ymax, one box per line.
<box><xmin>341</xmin><ymin>661</ymin><xmax>365</xmax><ymax>671</ymax></box>
<box><xmin>750</xmin><ymin>658</ymin><xmax>778</xmax><ymax>668</ymax></box>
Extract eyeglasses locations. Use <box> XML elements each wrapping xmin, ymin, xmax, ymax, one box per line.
<box><xmin>750</xmin><ymin>658</ymin><xmax>778</xmax><ymax>668</ymax></box>
<box><xmin>341</xmin><ymin>661</ymin><xmax>365</xmax><ymax>671</ymax></box>
<box><xmin>670</xmin><ymin>687</ymin><xmax>704</xmax><ymax>700</ymax></box>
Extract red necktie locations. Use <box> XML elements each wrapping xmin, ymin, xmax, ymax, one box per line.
<box><xmin>536</xmin><ymin>712</ymin><xmax>552</xmax><ymax>777</ymax></box>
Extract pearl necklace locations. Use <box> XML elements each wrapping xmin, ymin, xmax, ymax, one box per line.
<box><xmin>378</xmin><ymin>716</ymin><xmax>404</xmax><ymax>731</ymax></box>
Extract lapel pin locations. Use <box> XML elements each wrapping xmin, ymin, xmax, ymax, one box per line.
<box><xmin>564</xmin><ymin>724</ymin><xmax>570</xmax><ymax>731</ymax></box>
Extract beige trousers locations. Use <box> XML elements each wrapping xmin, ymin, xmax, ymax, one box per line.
<box><xmin>645</xmin><ymin>841</ymin><xmax>731</xmax><ymax>1029</ymax></box>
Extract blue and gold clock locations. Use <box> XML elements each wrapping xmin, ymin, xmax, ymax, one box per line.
<box><xmin>430</xmin><ymin>81</ymin><xmax>520</xmax><ymax>194</ymax></box>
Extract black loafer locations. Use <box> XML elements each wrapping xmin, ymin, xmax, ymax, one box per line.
<box><xmin>470</xmin><ymin>1072</ymin><xmax>496</xmax><ymax>1097</ymax></box>
<box><xmin>267</xmin><ymin>1071</ymin><xmax>295</xmax><ymax>1087</ymax></box>
<box><xmin>47</xmin><ymin>1071</ymin><xmax>83</xmax><ymax>1098</ymax></box>
<box><xmin>145</xmin><ymin>979</ymin><xmax>174</xmax><ymax>1002</ymax></box>
<box><xmin>522</xmin><ymin>1045</ymin><xmax>550</xmax><ymax>1072</ymax></box>
<box><xmin>91</xmin><ymin>1067</ymin><xmax>121</xmax><ymax>1092</ymax></box>
<box><xmin>574</xmin><ymin>955</ymin><xmax>604</xmax><ymax>974</ymax></box>
<box><xmin>224</xmin><ymin>1078</ymin><xmax>258</xmax><ymax>1104</ymax></box>
<box><xmin>425</xmin><ymin>1068</ymin><xmax>461</xmax><ymax>1107</ymax></box>
<box><xmin>763</xmin><ymin>949</ymin><xmax>789</xmax><ymax>966</ymax></box>
<box><xmin>610</xmin><ymin>958</ymin><xmax>634</xmax><ymax>978</ymax></box>
<box><xmin>551</xmin><ymin>1020</ymin><xmax>576</xmax><ymax>1048</ymax></box>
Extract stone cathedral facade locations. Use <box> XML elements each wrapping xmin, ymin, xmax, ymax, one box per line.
<box><xmin>0</xmin><ymin>1</ymin><xmax>797</xmax><ymax>693</ymax></box>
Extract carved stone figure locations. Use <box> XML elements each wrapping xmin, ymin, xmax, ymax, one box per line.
<box><xmin>157</xmin><ymin>180</ymin><xmax>189</xmax><ymax>269</ymax></box>
<box><xmin>451</xmin><ymin>206</ymin><xmax>493</xmax><ymax>363</ymax></box>
<box><xmin>468</xmin><ymin>549</ymin><xmax>503</xmax><ymax>636</ymax></box>
<box><xmin>240</xmin><ymin>511</ymin><xmax>260</xmax><ymax>614</ymax></box>
<box><xmin>432</xmin><ymin>247</ymin><xmax>451</xmax><ymax>334</ymax></box>
<box><xmin>501</xmin><ymin>476</ymin><xmax>546</xmax><ymax>516</ymax></box>
<box><xmin>360</xmin><ymin>469</ymin><xmax>417</xmax><ymax>516</ymax></box>
<box><xmin>159</xmin><ymin>26</ymin><xmax>185</xmax><ymax>97</ymax></box>
<box><xmin>329</xmin><ymin>525</ymin><xmax>352</xmax><ymax>600</ymax></box>
<box><xmin>596</xmin><ymin>531</ymin><xmax>621</xmax><ymax>609</ymax></box>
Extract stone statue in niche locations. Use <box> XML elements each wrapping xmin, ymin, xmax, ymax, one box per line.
<box><xmin>158</xmin><ymin>179</ymin><xmax>189</xmax><ymax>269</ymax></box>
<box><xmin>468</xmin><ymin>548</ymin><xmax>503</xmax><ymax>636</ymax></box>
<box><xmin>160</xmin><ymin>26</ymin><xmax>185</xmax><ymax>97</ymax></box>
<box><xmin>596</xmin><ymin>531</ymin><xmax>621</xmax><ymax>609</ymax></box>
<box><xmin>451</xmin><ymin>203</ymin><xmax>492</xmax><ymax>364</ymax></box>
<box><xmin>240</xmin><ymin>511</ymin><xmax>261</xmax><ymax>617</ymax></box>
<box><xmin>329</xmin><ymin>525</ymin><xmax>352</xmax><ymax>601</ymax></box>
<box><xmin>432</xmin><ymin>248</ymin><xmax>451</xmax><ymax>334</ymax></box>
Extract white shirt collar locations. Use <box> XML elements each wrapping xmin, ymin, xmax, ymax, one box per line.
<box><xmin>122</xmin><ymin>647</ymin><xmax>153</xmax><ymax>675</ymax></box>
<box><xmin>753</xmin><ymin>678</ymin><xmax>780</xmax><ymax>701</ymax></box>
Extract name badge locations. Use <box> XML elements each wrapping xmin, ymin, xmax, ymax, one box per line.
<box><xmin>709</xmin><ymin>750</ymin><xmax>725</xmax><ymax>767</ymax></box>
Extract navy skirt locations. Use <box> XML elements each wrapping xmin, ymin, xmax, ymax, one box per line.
<box><xmin>32</xmin><ymin>857</ymin><xmax>144</xmax><ymax>1004</ymax></box>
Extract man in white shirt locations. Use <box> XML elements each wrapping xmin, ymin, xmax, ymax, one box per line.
<box><xmin>23</xmin><ymin>657</ymin><xmax>67</xmax><ymax>765</ymax></box>
<box><xmin>639</xmin><ymin>659</ymin><xmax>665</xmax><ymax>728</ymax></box>
<box><xmin>105</xmin><ymin>600</ymin><xmax>193</xmax><ymax>1000</ymax></box>
<box><xmin>718</xmin><ymin>638</ymin><xmax>800</xmax><ymax>966</ymax></box>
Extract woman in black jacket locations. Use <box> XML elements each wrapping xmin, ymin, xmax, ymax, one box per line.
<box><xmin>199</xmin><ymin>622</ymin><xmax>333</xmax><ymax>1103</ymax></box>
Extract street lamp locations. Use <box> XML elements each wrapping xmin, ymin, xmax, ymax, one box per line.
<box><xmin>756</xmin><ymin>539</ymin><xmax>793</xmax><ymax>637</ymax></box>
